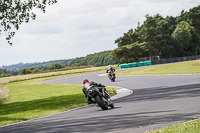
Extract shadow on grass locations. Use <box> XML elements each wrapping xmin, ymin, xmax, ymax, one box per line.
<box><xmin>0</xmin><ymin>117</ymin><xmax>29</xmax><ymax>122</ymax></box>
<box><xmin>0</xmin><ymin>93</ymin><xmax>86</xmax><ymax>122</ymax></box>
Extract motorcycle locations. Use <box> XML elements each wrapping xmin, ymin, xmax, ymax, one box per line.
<box><xmin>86</xmin><ymin>85</ymin><xmax>114</xmax><ymax>110</ymax></box>
<box><xmin>108</xmin><ymin>72</ymin><xmax>116</xmax><ymax>82</ymax></box>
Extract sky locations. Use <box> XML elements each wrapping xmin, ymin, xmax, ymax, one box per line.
<box><xmin>1</xmin><ymin>0</ymin><xmax>200</xmax><ymax>66</ymax></box>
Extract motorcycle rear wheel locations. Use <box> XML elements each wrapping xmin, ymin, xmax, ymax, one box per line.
<box><xmin>95</xmin><ymin>95</ymin><xmax>108</xmax><ymax>110</ymax></box>
<box><xmin>110</xmin><ymin>103</ymin><xmax>114</xmax><ymax>108</ymax></box>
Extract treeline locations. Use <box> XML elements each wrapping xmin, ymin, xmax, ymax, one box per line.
<box><xmin>69</xmin><ymin>50</ymin><xmax>118</xmax><ymax>67</ymax></box>
<box><xmin>112</xmin><ymin>6</ymin><xmax>200</xmax><ymax>64</ymax></box>
<box><xmin>0</xmin><ymin>69</ymin><xmax>11</xmax><ymax>77</ymax></box>
<box><xmin>0</xmin><ymin>50</ymin><xmax>117</xmax><ymax>76</ymax></box>
<box><xmin>0</xmin><ymin>59</ymin><xmax>73</xmax><ymax>76</ymax></box>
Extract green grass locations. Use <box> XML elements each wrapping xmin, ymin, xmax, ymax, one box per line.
<box><xmin>0</xmin><ymin>79</ymin><xmax>117</xmax><ymax>126</ymax></box>
<box><xmin>148</xmin><ymin>118</ymin><xmax>200</xmax><ymax>133</ymax></box>
<box><xmin>116</xmin><ymin>61</ymin><xmax>200</xmax><ymax>75</ymax></box>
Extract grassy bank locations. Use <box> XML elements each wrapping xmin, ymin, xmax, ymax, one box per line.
<box><xmin>0</xmin><ymin>78</ymin><xmax>116</xmax><ymax>126</ymax></box>
<box><xmin>116</xmin><ymin>60</ymin><xmax>200</xmax><ymax>75</ymax></box>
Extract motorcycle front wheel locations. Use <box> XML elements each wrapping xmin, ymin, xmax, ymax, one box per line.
<box><xmin>95</xmin><ymin>95</ymin><xmax>108</xmax><ymax>110</ymax></box>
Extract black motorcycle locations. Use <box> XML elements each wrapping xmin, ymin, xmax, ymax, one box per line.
<box><xmin>108</xmin><ymin>72</ymin><xmax>116</xmax><ymax>82</ymax></box>
<box><xmin>86</xmin><ymin>86</ymin><xmax>114</xmax><ymax>110</ymax></box>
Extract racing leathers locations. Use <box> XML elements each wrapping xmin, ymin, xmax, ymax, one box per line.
<box><xmin>106</xmin><ymin>66</ymin><xmax>115</xmax><ymax>79</ymax></box>
<box><xmin>82</xmin><ymin>81</ymin><xmax>110</xmax><ymax>104</ymax></box>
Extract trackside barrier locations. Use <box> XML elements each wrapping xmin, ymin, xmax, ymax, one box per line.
<box><xmin>143</xmin><ymin>61</ymin><xmax>152</xmax><ymax>65</ymax></box>
<box><xmin>119</xmin><ymin>64</ymin><xmax>130</xmax><ymax>69</ymax></box>
<box><xmin>119</xmin><ymin>55</ymin><xmax>200</xmax><ymax>69</ymax></box>
<box><xmin>119</xmin><ymin>61</ymin><xmax>151</xmax><ymax>69</ymax></box>
<box><xmin>151</xmin><ymin>55</ymin><xmax>200</xmax><ymax>65</ymax></box>
<box><xmin>128</xmin><ymin>63</ymin><xmax>137</xmax><ymax>67</ymax></box>
<box><xmin>136</xmin><ymin>62</ymin><xmax>144</xmax><ymax>67</ymax></box>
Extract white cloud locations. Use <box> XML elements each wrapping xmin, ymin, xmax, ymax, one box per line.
<box><xmin>1</xmin><ymin>0</ymin><xmax>200</xmax><ymax>66</ymax></box>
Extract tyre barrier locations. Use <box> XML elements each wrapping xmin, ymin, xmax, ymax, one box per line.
<box><xmin>119</xmin><ymin>61</ymin><xmax>151</xmax><ymax>69</ymax></box>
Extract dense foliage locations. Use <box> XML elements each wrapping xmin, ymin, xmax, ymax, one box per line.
<box><xmin>112</xmin><ymin>6</ymin><xmax>200</xmax><ymax>64</ymax></box>
<box><xmin>70</xmin><ymin>50</ymin><xmax>118</xmax><ymax>67</ymax></box>
<box><xmin>0</xmin><ymin>0</ymin><xmax>57</xmax><ymax>45</ymax></box>
<box><xmin>0</xmin><ymin>69</ymin><xmax>10</xmax><ymax>77</ymax></box>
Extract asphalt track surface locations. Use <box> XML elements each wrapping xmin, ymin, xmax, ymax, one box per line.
<box><xmin>1</xmin><ymin>67</ymin><xmax>200</xmax><ymax>133</ymax></box>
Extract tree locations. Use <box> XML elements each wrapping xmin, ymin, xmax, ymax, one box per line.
<box><xmin>112</xmin><ymin>5</ymin><xmax>200</xmax><ymax>62</ymax></box>
<box><xmin>94</xmin><ymin>62</ymin><xmax>101</xmax><ymax>67</ymax></box>
<box><xmin>69</xmin><ymin>50</ymin><xmax>118</xmax><ymax>67</ymax></box>
<box><xmin>0</xmin><ymin>69</ymin><xmax>9</xmax><ymax>77</ymax></box>
<box><xmin>20</xmin><ymin>68</ymin><xmax>27</xmax><ymax>75</ymax></box>
<box><xmin>115</xmin><ymin>29</ymin><xmax>138</xmax><ymax>47</ymax></box>
<box><xmin>32</xmin><ymin>69</ymin><xmax>40</xmax><ymax>73</ymax></box>
<box><xmin>0</xmin><ymin>0</ymin><xmax>57</xmax><ymax>45</ymax></box>
<box><xmin>28</xmin><ymin>67</ymin><xmax>35</xmax><ymax>71</ymax></box>
<box><xmin>47</xmin><ymin>63</ymin><xmax>62</xmax><ymax>70</ymax></box>
<box><xmin>111</xmin><ymin>42</ymin><xmax>148</xmax><ymax>64</ymax></box>
<box><xmin>172</xmin><ymin>21</ymin><xmax>195</xmax><ymax>56</ymax></box>
<box><xmin>177</xmin><ymin>6</ymin><xmax>200</xmax><ymax>37</ymax></box>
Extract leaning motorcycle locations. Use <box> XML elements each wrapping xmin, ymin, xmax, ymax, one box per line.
<box><xmin>86</xmin><ymin>86</ymin><xmax>114</xmax><ymax>110</ymax></box>
<box><xmin>108</xmin><ymin>72</ymin><xmax>116</xmax><ymax>82</ymax></box>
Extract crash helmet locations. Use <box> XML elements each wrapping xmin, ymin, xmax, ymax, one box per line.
<box><xmin>109</xmin><ymin>65</ymin><xmax>112</xmax><ymax>67</ymax></box>
<box><xmin>83</xmin><ymin>79</ymin><xmax>89</xmax><ymax>84</ymax></box>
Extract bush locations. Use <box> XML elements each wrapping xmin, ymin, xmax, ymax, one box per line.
<box><xmin>94</xmin><ymin>62</ymin><xmax>101</xmax><ymax>67</ymax></box>
<box><xmin>0</xmin><ymin>86</ymin><xmax>9</xmax><ymax>104</ymax></box>
<box><xmin>20</xmin><ymin>68</ymin><xmax>27</xmax><ymax>75</ymax></box>
<box><xmin>193</xmin><ymin>60</ymin><xmax>200</xmax><ymax>66</ymax></box>
<box><xmin>47</xmin><ymin>63</ymin><xmax>62</xmax><ymax>70</ymax></box>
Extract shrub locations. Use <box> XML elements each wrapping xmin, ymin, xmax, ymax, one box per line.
<box><xmin>94</xmin><ymin>62</ymin><xmax>101</xmax><ymax>67</ymax></box>
<box><xmin>192</xmin><ymin>60</ymin><xmax>200</xmax><ymax>66</ymax></box>
<box><xmin>0</xmin><ymin>86</ymin><xmax>9</xmax><ymax>104</ymax></box>
<box><xmin>20</xmin><ymin>68</ymin><xmax>27</xmax><ymax>75</ymax></box>
<box><xmin>48</xmin><ymin>63</ymin><xmax>62</xmax><ymax>70</ymax></box>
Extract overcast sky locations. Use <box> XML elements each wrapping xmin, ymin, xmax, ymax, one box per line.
<box><xmin>0</xmin><ymin>0</ymin><xmax>200</xmax><ymax>66</ymax></box>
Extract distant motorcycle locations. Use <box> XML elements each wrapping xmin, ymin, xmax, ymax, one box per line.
<box><xmin>108</xmin><ymin>72</ymin><xmax>116</xmax><ymax>82</ymax></box>
<box><xmin>86</xmin><ymin>86</ymin><xmax>114</xmax><ymax>110</ymax></box>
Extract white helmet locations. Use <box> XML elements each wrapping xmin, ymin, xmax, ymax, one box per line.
<box><xmin>109</xmin><ymin>65</ymin><xmax>112</xmax><ymax>67</ymax></box>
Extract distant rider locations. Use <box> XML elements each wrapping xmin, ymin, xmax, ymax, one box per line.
<box><xmin>82</xmin><ymin>79</ymin><xmax>110</xmax><ymax>104</ymax></box>
<box><xmin>106</xmin><ymin>65</ymin><xmax>115</xmax><ymax>78</ymax></box>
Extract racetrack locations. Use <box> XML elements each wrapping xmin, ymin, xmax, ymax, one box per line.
<box><xmin>1</xmin><ymin>68</ymin><xmax>200</xmax><ymax>133</ymax></box>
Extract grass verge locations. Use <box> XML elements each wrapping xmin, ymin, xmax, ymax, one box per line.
<box><xmin>148</xmin><ymin>118</ymin><xmax>200</xmax><ymax>133</ymax></box>
<box><xmin>116</xmin><ymin>60</ymin><xmax>200</xmax><ymax>75</ymax></box>
<box><xmin>0</xmin><ymin>86</ymin><xmax>9</xmax><ymax>104</ymax></box>
<box><xmin>0</xmin><ymin>78</ymin><xmax>117</xmax><ymax>126</ymax></box>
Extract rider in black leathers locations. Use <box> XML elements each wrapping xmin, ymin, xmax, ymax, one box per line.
<box><xmin>106</xmin><ymin>65</ymin><xmax>115</xmax><ymax>79</ymax></box>
<box><xmin>82</xmin><ymin>79</ymin><xmax>110</xmax><ymax>104</ymax></box>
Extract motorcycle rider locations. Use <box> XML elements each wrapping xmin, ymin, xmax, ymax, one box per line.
<box><xmin>82</xmin><ymin>79</ymin><xmax>110</xmax><ymax>104</ymax></box>
<box><xmin>106</xmin><ymin>65</ymin><xmax>115</xmax><ymax>79</ymax></box>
